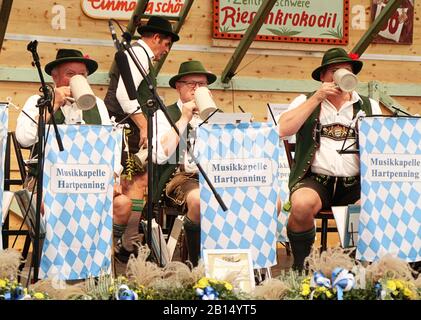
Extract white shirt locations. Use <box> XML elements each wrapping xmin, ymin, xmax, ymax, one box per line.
<box><xmin>116</xmin><ymin>39</ymin><xmax>155</xmax><ymax>115</ymax></box>
<box><xmin>152</xmin><ymin>99</ymin><xmax>201</xmax><ymax>173</ymax></box>
<box><xmin>16</xmin><ymin>94</ymin><xmax>111</xmax><ymax>148</ymax></box>
<box><xmin>287</xmin><ymin>92</ymin><xmax>382</xmax><ymax>177</ymax></box>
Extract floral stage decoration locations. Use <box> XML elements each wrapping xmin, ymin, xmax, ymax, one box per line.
<box><xmin>0</xmin><ymin>249</ymin><xmax>48</xmax><ymax>300</ymax></box>
<box><xmin>254</xmin><ymin>247</ymin><xmax>420</xmax><ymax>300</ymax></box>
<box><xmin>1</xmin><ymin>246</ymin><xmax>420</xmax><ymax>300</ymax></box>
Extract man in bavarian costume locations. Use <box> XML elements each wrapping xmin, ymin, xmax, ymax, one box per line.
<box><xmin>104</xmin><ymin>17</ymin><xmax>179</xmax><ymax>261</ymax></box>
<box><xmin>104</xmin><ymin>16</ymin><xmax>179</xmax><ymax>188</ymax></box>
<box><xmin>152</xmin><ymin>60</ymin><xmax>217</xmax><ymax>267</ymax></box>
<box><xmin>15</xmin><ymin>48</ymin><xmax>132</xmax><ymax>260</ymax></box>
<box><xmin>16</xmin><ymin>48</ymin><xmax>111</xmax><ymax>143</ymax></box>
<box><xmin>278</xmin><ymin>47</ymin><xmax>382</xmax><ymax>271</ymax></box>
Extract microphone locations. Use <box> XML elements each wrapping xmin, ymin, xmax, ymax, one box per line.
<box><xmin>27</xmin><ymin>40</ymin><xmax>38</xmax><ymax>53</ymax></box>
<box><xmin>122</xmin><ymin>32</ymin><xmax>132</xmax><ymax>43</ymax></box>
<box><xmin>108</xmin><ymin>20</ymin><xmax>121</xmax><ymax>50</ymax></box>
<box><xmin>115</xmin><ymin>50</ymin><xmax>137</xmax><ymax>100</ymax></box>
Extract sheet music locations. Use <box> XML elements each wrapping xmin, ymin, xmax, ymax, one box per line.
<box><xmin>2</xmin><ymin>191</ymin><xmax>15</xmax><ymax>224</ymax></box>
<box><xmin>332</xmin><ymin>205</ymin><xmax>360</xmax><ymax>248</ymax></box>
<box><xmin>346</xmin><ymin>204</ymin><xmax>360</xmax><ymax>247</ymax></box>
<box><xmin>332</xmin><ymin>206</ymin><xmax>347</xmax><ymax>247</ymax></box>
<box><xmin>206</xmin><ymin>112</ymin><xmax>252</xmax><ymax>124</ymax></box>
<box><xmin>141</xmin><ymin>218</ymin><xmax>170</xmax><ymax>266</ymax></box>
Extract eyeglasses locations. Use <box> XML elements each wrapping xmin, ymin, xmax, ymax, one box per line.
<box><xmin>177</xmin><ymin>80</ymin><xmax>208</xmax><ymax>88</ymax></box>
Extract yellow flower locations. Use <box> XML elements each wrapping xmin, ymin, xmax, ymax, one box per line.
<box><xmin>0</xmin><ymin>279</ymin><xmax>6</xmax><ymax>288</ymax></box>
<box><xmin>403</xmin><ymin>288</ymin><xmax>415</xmax><ymax>299</ymax></box>
<box><xmin>317</xmin><ymin>286</ymin><xmax>327</xmax><ymax>292</ymax></box>
<box><xmin>195</xmin><ymin>277</ymin><xmax>210</xmax><ymax>289</ymax></box>
<box><xmin>33</xmin><ymin>292</ymin><xmax>45</xmax><ymax>300</ymax></box>
<box><xmin>224</xmin><ymin>282</ymin><xmax>233</xmax><ymax>291</ymax></box>
<box><xmin>386</xmin><ymin>280</ymin><xmax>396</xmax><ymax>292</ymax></box>
<box><xmin>326</xmin><ymin>290</ymin><xmax>333</xmax><ymax>298</ymax></box>
<box><xmin>395</xmin><ymin>280</ymin><xmax>404</xmax><ymax>290</ymax></box>
<box><xmin>301</xmin><ymin>284</ymin><xmax>311</xmax><ymax>296</ymax></box>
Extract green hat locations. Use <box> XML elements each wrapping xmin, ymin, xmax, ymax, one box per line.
<box><xmin>169</xmin><ymin>60</ymin><xmax>217</xmax><ymax>88</ymax></box>
<box><xmin>311</xmin><ymin>47</ymin><xmax>363</xmax><ymax>81</ymax></box>
<box><xmin>45</xmin><ymin>49</ymin><xmax>98</xmax><ymax>76</ymax></box>
<box><xmin>137</xmin><ymin>16</ymin><xmax>179</xmax><ymax>42</ymax></box>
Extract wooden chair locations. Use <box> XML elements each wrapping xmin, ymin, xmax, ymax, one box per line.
<box><xmin>283</xmin><ymin>140</ymin><xmax>337</xmax><ymax>252</ymax></box>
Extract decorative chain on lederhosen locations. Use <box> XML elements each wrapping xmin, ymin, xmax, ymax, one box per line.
<box><xmin>121</xmin><ymin>127</ymin><xmax>147</xmax><ymax>180</ymax></box>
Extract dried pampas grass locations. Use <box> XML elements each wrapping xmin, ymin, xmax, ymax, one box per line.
<box><xmin>162</xmin><ymin>261</ymin><xmax>204</xmax><ymax>287</ymax></box>
<box><xmin>0</xmin><ymin>248</ymin><xmax>22</xmax><ymax>279</ymax></box>
<box><xmin>126</xmin><ymin>246</ymin><xmax>206</xmax><ymax>290</ymax></box>
<box><xmin>414</xmin><ymin>276</ymin><xmax>421</xmax><ymax>289</ymax></box>
<box><xmin>365</xmin><ymin>254</ymin><xmax>415</xmax><ymax>283</ymax></box>
<box><xmin>125</xmin><ymin>245</ymin><xmax>163</xmax><ymax>287</ymax></box>
<box><xmin>30</xmin><ymin>279</ymin><xmax>85</xmax><ymax>300</ymax></box>
<box><xmin>306</xmin><ymin>246</ymin><xmax>356</xmax><ymax>277</ymax></box>
<box><xmin>252</xmin><ymin>278</ymin><xmax>289</xmax><ymax>300</ymax></box>
<box><xmin>221</xmin><ymin>270</ymin><xmax>243</xmax><ymax>289</ymax></box>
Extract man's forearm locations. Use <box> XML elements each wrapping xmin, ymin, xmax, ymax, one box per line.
<box><xmin>130</xmin><ymin>112</ymin><xmax>147</xmax><ymax>131</ymax></box>
<box><xmin>130</xmin><ymin>112</ymin><xmax>148</xmax><ymax>149</ymax></box>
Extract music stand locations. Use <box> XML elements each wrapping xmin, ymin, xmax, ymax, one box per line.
<box><xmin>337</xmin><ymin>113</ymin><xmax>364</xmax><ymax>155</ymax></box>
<box><xmin>204</xmin><ymin>112</ymin><xmax>252</xmax><ymax>125</ymax></box>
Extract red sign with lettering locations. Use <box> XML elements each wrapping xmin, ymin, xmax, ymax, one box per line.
<box><xmin>213</xmin><ymin>0</ymin><xmax>349</xmax><ymax>44</ymax></box>
<box><xmin>81</xmin><ymin>0</ymin><xmax>184</xmax><ymax>20</ymax></box>
<box><xmin>371</xmin><ymin>0</ymin><xmax>414</xmax><ymax>44</ymax></box>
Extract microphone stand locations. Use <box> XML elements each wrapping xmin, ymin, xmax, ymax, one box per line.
<box><xmin>27</xmin><ymin>40</ymin><xmax>64</xmax><ymax>282</ymax></box>
<box><xmin>337</xmin><ymin>124</ymin><xmax>359</xmax><ymax>155</ymax></box>
<box><xmin>119</xmin><ymin>34</ymin><xmax>227</xmax><ymax>252</ymax></box>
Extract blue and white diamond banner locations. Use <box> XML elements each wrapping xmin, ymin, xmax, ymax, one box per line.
<box><xmin>40</xmin><ymin>125</ymin><xmax>121</xmax><ymax>279</ymax></box>
<box><xmin>277</xmin><ymin>139</ymin><xmax>290</xmax><ymax>243</ymax></box>
<box><xmin>266</xmin><ymin>104</ymin><xmax>292</xmax><ymax>243</ymax></box>
<box><xmin>357</xmin><ymin>117</ymin><xmax>421</xmax><ymax>262</ymax></box>
<box><xmin>196</xmin><ymin>123</ymin><xmax>279</xmax><ymax>268</ymax></box>
<box><xmin>0</xmin><ymin>102</ymin><xmax>8</xmax><ymax>250</ymax></box>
